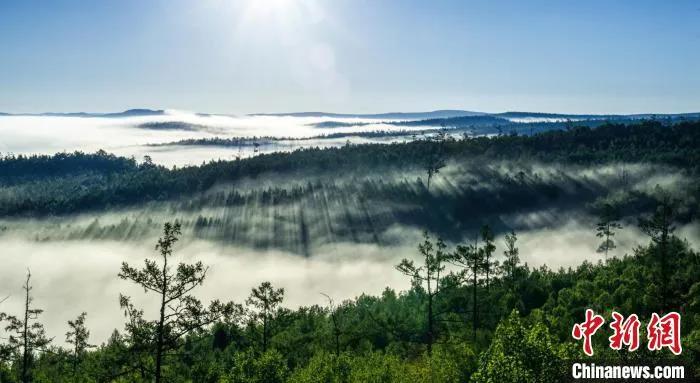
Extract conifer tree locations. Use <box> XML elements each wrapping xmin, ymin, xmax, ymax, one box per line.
<box><xmin>396</xmin><ymin>232</ymin><xmax>448</xmax><ymax>354</ymax></box>
<box><xmin>247</xmin><ymin>281</ymin><xmax>285</xmax><ymax>352</ymax></box>
<box><xmin>321</xmin><ymin>293</ymin><xmax>344</xmax><ymax>356</ymax></box>
<box><xmin>480</xmin><ymin>225</ymin><xmax>498</xmax><ymax>291</ymax></box>
<box><xmin>449</xmin><ymin>239</ymin><xmax>484</xmax><ymax>343</ymax></box>
<box><xmin>423</xmin><ymin>131</ymin><xmax>447</xmax><ymax>192</ymax></box>
<box><xmin>119</xmin><ymin>222</ymin><xmax>238</xmax><ymax>383</ymax></box>
<box><xmin>638</xmin><ymin>193</ymin><xmax>677</xmax><ymax>310</ymax></box>
<box><xmin>1</xmin><ymin>270</ymin><xmax>51</xmax><ymax>383</ymax></box>
<box><xmin>500</xmin><ymin>231</ymin><xmax>520</xmax><ymax>294</ymax></box>
<box><xmin>596</xmin><ymin>203</ymin><xmax>623</xmax><ymax>259</ymax></box>
<box><xmin>66</xmin><ymin>312</ymin><xmax>93</xmax><ymax>378</ymax></box>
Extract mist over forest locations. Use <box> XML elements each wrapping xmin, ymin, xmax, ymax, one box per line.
<box><xmin>3</xmin><ymin>0</ymin><xmax>700</xmax><ymax>380</ymax></box>
<box><xmin>1</xmin><ymin>113</ymin><xmax>699</xmax><ymax>381</ymax></box>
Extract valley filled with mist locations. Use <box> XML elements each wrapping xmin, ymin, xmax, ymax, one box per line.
<box><xmin>3</xmin><ymin>0</ymin><xmax>699</xmax><ymax>380</ymax></box>
<box><xmin>1</xmin><ymin>112</ymin><xmax>699</xmax><ymax>337</ymax></box>
<box><xmin>1</xmin><ymin>112</ymin><xmax>699</xmax><ymax>381</ymax></box>
<box><xmin>2</xmin><ymin>109</ymin><xmax>697</xmax><ymax>166</ymax></box>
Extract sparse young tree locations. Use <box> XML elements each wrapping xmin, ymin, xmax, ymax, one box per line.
<box><xmin>1</xmin><ymin>270</ymin><xmax>52</xmax><ymax>383</ymax></box>
<box><xmin>395</xmin><ymin>232</ymin><xmax>448</xmax><ymax>355</ymax></box>
<box><xmin>480</xmin><ymin>225</ymin><xmax>498</xmax><ymax>291</ymax></box>
<box><xmin>638</xmin><ymin>193</ymin><xmax>677</xmax><ymax>310</ymax></box>
<box><xmin>500</xmin><ymin>231</ymin><xmax>520</xmax><ymax>293</ymax></box>
<box><xmin>246</xmin><ymin>281</ymin><xmax>285</xmax><ymax>352</ymax></box>
<box><xmin>66</xmin><ymin>312</ymin><xmax>93</xmax><ymax>378</ymax></box>
<box><xmin>321</xmin><ymin>293</ymin><xmax>344</xmax><ymax>356</ymax></box>
<box><xmin>450</xmin><ymin>240</ymin><xmax>484</xmax><ymax>343</ymax></box>
<box><xmin>118</xmin><ymin>222</ymin><xmax>238</xmax><ymax>383</ymax></box>
<box><xmin>596</xmin><ymin>203</ymin><xmax>623</xmax><ymax>259</ymax></box>
<box><xmin>423</xmin><ymin>131</ymin><xmax>447</xmax><ymax>192</ymax></box>
<box><xmin>498</xmin><ymin>230</ymin><xmax>525</xmax><ymax>313</ymax></box>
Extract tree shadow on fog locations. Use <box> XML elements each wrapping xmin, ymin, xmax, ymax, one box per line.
<box><xmin>180</xmin><ymin>165</ymin><xmax>617</xmax><ymax>255</ymax></box>
<box><xmin>18</xmin><ymin>160</ymin><xmax>695</xmax><ymax>258</ymax></box>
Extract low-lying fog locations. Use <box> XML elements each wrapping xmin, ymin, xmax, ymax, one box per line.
<box><xmin>0</xmin><ymin>113</ymin><xmax>432</xmax><ymax>166</ymax></box>
<box><xmin>1</xmin><ymin>114</ymin><xmax>698</xmax><ymax>348</ymax></box>
<box><xmin>1</xmin><ymin>219</ymin><xmax>698</xmax><ymax>347</ymax></box>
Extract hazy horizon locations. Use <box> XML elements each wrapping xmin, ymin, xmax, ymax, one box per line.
<box><xmin>3</xmin><ymin>107</ymin><xmax>700</xmax><ymax>116</ymax></box>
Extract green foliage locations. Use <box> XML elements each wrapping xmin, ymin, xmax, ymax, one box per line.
<box><xmin>230</xmin><ymin>350</ymin><xmax>289</xmax><ymax>383</ymax></box>
<box><xmin>0</xmin><ymin>271</ymin><xmax>52</xmax><ymax>383</ymax></box>
<box><xmin>0</xmin><ymin>230</ymin><xmax>697</xmax><ymax>382</ymax></box>
<box><xmin>288</xmin><ymin>352</ymin><xmax>352</xmax><ymax>383</ymax></box>
<box><xmin>246</xmin><ymin>282</ymin><xmax>285</xmax><ymax>352</ymax></box>
<box><xmin>470</xmin><ymin>310</ymin><xmax>576</xmax><ymax>383</ymax></box>
<box><xmin>407</xmin><ymin>343</ymin><xmax>477</xmax><ymax>383</ymax></box>
<box><xmin>64</xmin><ymin>312</ymin><xmax>93</xmax><ymax>380</ymax></box>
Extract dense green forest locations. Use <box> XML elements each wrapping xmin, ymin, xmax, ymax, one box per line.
<box><xmin>1</xmin><ymin>120</ymin><xmax>699</xmax><ymax>218</ymax></box>
<box><xmin>0</xmin><ymin>119</ymin><xmax>699</xmax><ymax>381</ymax></box>
<box><xmin>0</xmin><ymin>207</ymin><xmax>698</xmax><ymax>382</ymax></box>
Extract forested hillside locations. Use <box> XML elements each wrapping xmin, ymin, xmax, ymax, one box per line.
<box><xmin>1</xmin><ymin>120</ymin><xmax>699</xmax><ymax>251</ymax></box>
<box><xmin>0</xmin><ymin>119</ymin><xmax>699</xmax><ymax>382</ymax></box>
<box><xmin>1</xmin><ymin>120</ymin><xmax>699</xmax><ymax>216</ymax></box>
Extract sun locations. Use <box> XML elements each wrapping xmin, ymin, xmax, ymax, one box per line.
<box><xmin>204</xmin><ymin>0</ymin><xmax>326</xmax><ymax>49</ymax></box>
<box><xmin>228</xmin><ymin>0</ymin><xmax>325</xmax><ymax>43</ymax></box>
<box><xmin>243</xmin><ymin>0</ymin><xmax>303</xmax><ymax>23</ymax></box>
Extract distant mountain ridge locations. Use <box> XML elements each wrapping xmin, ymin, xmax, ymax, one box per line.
<box><xmin>1</xmin><ymin>108</ymin><xmax>699</xmax><ymax>120</ymax></box>
<box><xmin>0</xmin><ymin>109</ymin><xmax>166</xmax><ymax>118</ymax></box>
<box><xmin>496</xmin><ymin>111</ymin><xmax>700</xmax><ymax>119</ymax></box>
<box><xmin>250</xmin><ymin>110</ymin><xmax>486</xmax><ymax>119</ymax></box>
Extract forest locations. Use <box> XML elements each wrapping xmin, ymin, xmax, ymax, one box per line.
<box><xmin>0</xmin><ymin>119</ymin><xmax>699</xmax><ymax>382</ymax></box>
<box><xmin>0</xmin><ymin>207</ymin><xmax>698</xmax><ymax>382</ymax></box>
<box><xmin>4</xmin><ymin>0</ymin><xmax>699</xmax><ymax>380</ymax></box>
<box><xmin>1</xmin><ymin>119</ymin><xmax>699</xmax><ymax>218</ymax></box>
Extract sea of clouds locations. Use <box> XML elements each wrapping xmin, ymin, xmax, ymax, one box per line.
<box><xmin>0</xmin><ymin>112</ymin><xmax>431</xmax><ymax>166</ymax></box>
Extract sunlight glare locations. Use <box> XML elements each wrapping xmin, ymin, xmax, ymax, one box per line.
<box><xmin>244</xmin><ymin>0</ymin><xmax>302</xmax><ymax>23</ymax></box>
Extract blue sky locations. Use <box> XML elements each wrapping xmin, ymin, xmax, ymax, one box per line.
<box><xmin>1</xmin><ymin>0</ymin><xmax>698</xmax><ymax>114</ymax></box>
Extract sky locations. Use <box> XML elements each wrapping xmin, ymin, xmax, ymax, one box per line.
<box><xmin>1</xmin><ymin>0</ymin><xmax>699</xmax><ymax>114</ymax></box>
